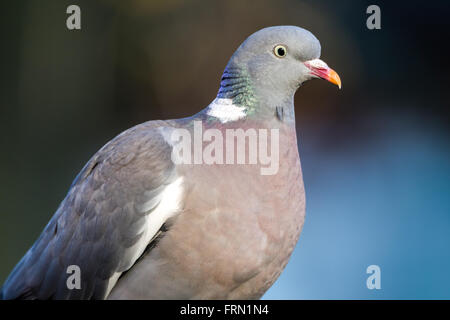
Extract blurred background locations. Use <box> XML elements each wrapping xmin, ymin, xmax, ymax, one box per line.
<box><xmin>0</xmin><ymin>0</ymin><xmax>449</xmax><ymax>299</ymax></box>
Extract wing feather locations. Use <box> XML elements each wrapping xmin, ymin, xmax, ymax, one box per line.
<box><xmin>1</xmin><ymin>121</ymin><xmax>182</xmax><ymax>299</ymax></box>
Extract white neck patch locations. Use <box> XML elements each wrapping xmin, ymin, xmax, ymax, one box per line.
<box><xmin>206</xmin><ymin>98</ymin><xmax>247</xmax><ymax>123</ymax></box>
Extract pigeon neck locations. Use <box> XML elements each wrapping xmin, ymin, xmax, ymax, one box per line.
<box><xmin>216</xmin><ymin>66</ymin><xmax>296</xmax><ymax>125</ymax></box>
<box><xmin>217</xmin><ymin>66</ymin><xmax>257</xmax><ymax>110</ymax></box>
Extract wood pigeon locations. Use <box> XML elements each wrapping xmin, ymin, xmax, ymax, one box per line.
<box><xmin>0</xmin><ymin>26</ymin><xmax>341</xmax><ymax>299</ymax></box>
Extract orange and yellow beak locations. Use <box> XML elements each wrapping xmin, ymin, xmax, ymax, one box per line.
<box><xmin>304</xmin><ymin>59</ymin><xmax>342</xmax><ymax>89</ymax></box>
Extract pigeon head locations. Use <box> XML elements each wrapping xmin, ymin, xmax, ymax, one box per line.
<box><xmin>217</xmin><ymin>26</ymin><xmax>341</xmax><ymax>112</ymax></box>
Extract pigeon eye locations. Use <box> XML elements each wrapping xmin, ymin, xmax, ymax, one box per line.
<box><xmin>273</xmin><ymin>45</ymin><xmax>287</xmax><ymax>58</ymax></box>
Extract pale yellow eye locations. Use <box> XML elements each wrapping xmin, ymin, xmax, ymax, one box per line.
<box><xmin>273</xmin><ymin>45</ymin><xmax>287</xmax><ymax>58</ymax></box>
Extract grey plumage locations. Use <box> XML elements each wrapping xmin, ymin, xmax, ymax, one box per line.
<box><xmin>2</xmin><ymin>121</ymin><xmax>177</xmax><ymax>299</ymax></box>
<box><xmin>1</xmin><ymin>25</ymin><xmax>340</xmax><ymax>299</ymax></box>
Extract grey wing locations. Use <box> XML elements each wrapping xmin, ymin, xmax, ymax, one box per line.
<box><xmin>0</xmin><ymin>122</ymin><xmax>181</xmax><ymax>299</ymax></box>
